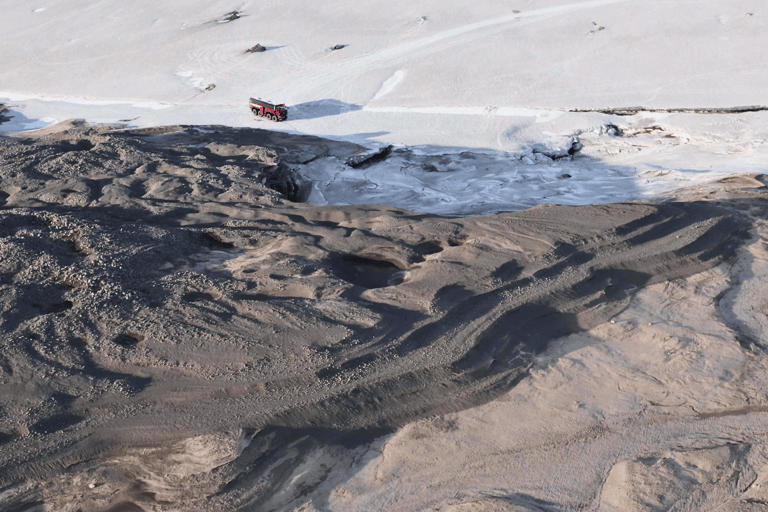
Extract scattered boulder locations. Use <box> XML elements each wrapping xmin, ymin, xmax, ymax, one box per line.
<box><xmin>328</xmin><ymin>44</ymin><xmax>346</xmax><ymax>51</ymax></box>
<box><xmin>601</xmin><ymin>124</ymin><xmax>623</xmax><ymax>137</ymax></box>
<box><xmin>535</xmin><ymin>138</ymin><xmax>583</xmax><ymax>160</ymax></box>
<box><xmin>205</xmin><ymin>84</ymin><xmax>216</xmax><ymax>91</ymax></box>
<box><xmin>246</xmin><ymin>44</ymin><xmax>267</xmax><ymax>53</ymax></box>
<box><xmin>567</xmin><ymin>138</ymin><xmax>583</xmax><ymax>156</ymax></box>
<box><xmin>0</xmin><ymin>104</ymin><xmax>10</xmax><ymax>125</ymax></box>
<box><xmin>518</xmin><ymin>137</ymin><xmax>583</xmax><ymax>164</ymax></box>
<box><xmin>263</xmin><ymin>163</ymin><xmax>309</xmax><ymax>202</ymax></box>
<box><xmin>346</xmin><ymin>145</ymin><xmax>393</xmax><ymax>169</ymax></box>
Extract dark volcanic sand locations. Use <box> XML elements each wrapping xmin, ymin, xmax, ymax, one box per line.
<box><xmin>0</xmin><ymin>122</ymin><xmax>765</xmax><ymax>511</ymax></box>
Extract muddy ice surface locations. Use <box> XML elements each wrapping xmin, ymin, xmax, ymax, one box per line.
<box><xmin>0</xmin><ymin>122</ymin><xmax>766</xmax><ymax>511</ymax></box>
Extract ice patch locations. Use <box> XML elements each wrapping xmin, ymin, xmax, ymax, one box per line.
<box><xmin>372</xmin><ymin>70</ymin><xmax>405</xmax><ymax>101</ymax></box>
<box><xmin>175</xmin><ymin>70</ymin><xmax>207</xmax><ymax>92</ymax></box>
<box><xmin>0</xmin><ymin>115</ymin><xmax>58</xmax><ymax>134</ymax></box>
<box><xmin>21</xmin><ymin>116</ymin><xmax>58</xmax><ymax>131</ymax></box>
<box><xmin>0</xmin><ymin>91</ymin><xmax>171</xmax><ymax>110</ymax></box>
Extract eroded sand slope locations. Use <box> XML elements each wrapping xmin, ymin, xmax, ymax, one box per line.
<box><xmin>0</xmin><ymin>123</ymin><xmax>766</xmax><ymax>511</ymax></box>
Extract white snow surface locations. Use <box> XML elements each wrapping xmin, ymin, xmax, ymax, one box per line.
<box><xmin>2</xmin><ymin>0</ymin><xmax>768</xmax><ymax>215</ymax></box>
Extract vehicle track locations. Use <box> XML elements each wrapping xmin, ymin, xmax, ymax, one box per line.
<box><xmin>263</xmin><ymin>0</ymin><xmax>641</xmax><ymax>103</ymax></box>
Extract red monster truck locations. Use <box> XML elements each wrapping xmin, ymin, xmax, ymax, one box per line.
<box><xmin>249</xmin><ymin>98</ymin><xmax>288</xmax><ymax>121</ymax></box>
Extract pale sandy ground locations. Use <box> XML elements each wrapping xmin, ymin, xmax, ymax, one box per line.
<box><xmin>0</xmin><ymin>119</ymin><xmax>766</xmax><ymax>511</ymax></box>
<box><xmin>323</xmin><ymin>186</ymin><xmax>768</xmax><ymax>512</ymax></box>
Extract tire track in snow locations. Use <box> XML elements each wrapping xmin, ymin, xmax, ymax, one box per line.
<box><xmin>285</xmin><ymin>0</ymin><xmax>641</xmax><ymax>100</ymax></box>
<box><xmin>4</xmin><ymin>0</ymin><xmax>640</xmax><ymax>119</ymax></box>
<box><xmin>362</xmin><ymin>0</ymin><xmax>634</xmax><ymax>66</ymax></box>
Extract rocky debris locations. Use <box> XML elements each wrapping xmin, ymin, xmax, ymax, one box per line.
<box><xmin>346</xmin><ymin>144</ymin><xmax>393</xmax><ymax>168</ymax></box>
<box><xmin>0</xmin><ymin>104</ymin><xmax>11</xmax><ymax>125</ymax></box>
<box><xmin>520</xmin><ymin>137</ymin><xmax>583</xmax><ymax>164</ymax></box>
<box><xmin>245</xmin><ymin>44</ymin><xmax>266</xmax><ymax>53</ymax></box>
<box><xmin>262</xmin><ymin>162</ymin><xmax>309</xmax><ymax>202</ymax></box>
<box><xmin>598</xmin><ymin>123</ymin><xmax>622</xmax><ymax>136</ymax></box>
<box><xmin>584</xmin><ymin>123</ymin><xmax>682</xmax><ymax>139</ymax></box>
<box><xmin>223</xmin><ymin>10</ymin><xmax>241</xmax><ymax>22</ymax></box>
<box><xmin>328</xmin><ymin>44</ymin><xmax>346</xmax><ymax>51</ymax></box>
